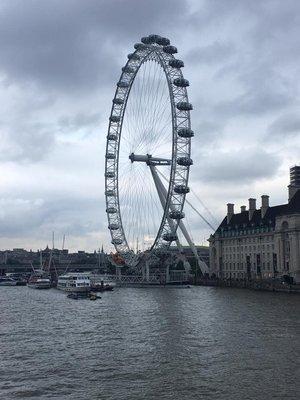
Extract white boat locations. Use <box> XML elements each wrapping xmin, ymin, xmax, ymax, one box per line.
<box><xmin>57</xmin><ymin>273</ymin><xmax>91</xmax><ymax>292</ymax></box>
<box><xmin>28</xmin><ymin>250</ymin><xmax>52</xmax><ymax>290</ymax></box>
<box><xmin>0</xmin><ymin>276</ymin><xmax>18</xmax><ymax>286</ymax></box>
<box><xmin>27</xmin><ymin>272</ymin><xmax>51</xmax><ymax>289</ymax></box>
<box><xmin>5</xmin><ymin>273</ymin><xmax>27</xmax><ymax>286</ymax></box>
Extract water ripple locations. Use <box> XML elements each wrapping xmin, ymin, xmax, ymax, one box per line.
<box><xmin>0</xmin><ymin>286</ymin><xmax>299</xmax><ymax>399</ymax></box>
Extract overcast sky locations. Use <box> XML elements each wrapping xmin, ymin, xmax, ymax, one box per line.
<box><xmin>0</xmin><ymin>0</ymin><xmax>299</xmax><ymax>252</ymax></box>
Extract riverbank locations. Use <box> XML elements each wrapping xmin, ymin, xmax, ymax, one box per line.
<box><xmin>195</xmin><ymin>278</ymin><xmax>300</xmax><ymax>293</ymax></box>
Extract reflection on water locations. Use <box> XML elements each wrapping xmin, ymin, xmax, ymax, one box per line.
<box><xmin>0</xmin><ymin>286</ymin><xmax>299</xmax><ymax>399</ymax></box>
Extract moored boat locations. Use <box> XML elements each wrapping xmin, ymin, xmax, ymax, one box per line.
<box><xmin>0</xmin><ymin>276</ymin><xmax>18</xmax><ymax>286</ymax></box>
<box><xmin>57</xmin><ymin>273</ymin><xmax>91</xmax><ymax>292</ymax></box>
<box><xmin>5</xmin><ymin>273</ymin><xmax>27</xmax><ymax>286</ymax></box>
<box><xmin>67</xmin><ymin>291</ymin><xmax>100</xmax><ymax>300</ymax></box>
<box><xmin>27</xmin><ymin>271</ymin><xmax>51</xmax><ymax>289</ymax></box>
<box><xmin>27</xmin><ymin>249</ymin><xmax>52</xmax><ymax>289</ymax></box>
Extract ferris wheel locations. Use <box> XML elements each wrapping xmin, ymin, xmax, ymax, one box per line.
<box><xmin>105</xmin><ymin>34</ymin><xmax>197</xmax><ymax>268</ymax></box>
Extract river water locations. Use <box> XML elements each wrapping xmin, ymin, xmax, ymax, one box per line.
<box><xmin>0</xmin><ymin>286</ymin><xmax>299</xmax><ymax>400</ymax></box>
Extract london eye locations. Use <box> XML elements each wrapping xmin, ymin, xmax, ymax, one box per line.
<box><xmin>105</xmin><ymin>34</ymin><xmax>199</xmax><ymax>270</ymax></box>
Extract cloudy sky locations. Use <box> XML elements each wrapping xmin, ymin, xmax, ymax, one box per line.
<box><xmin>0</xmin><ymin>0</ymin><xmax>299</xmax><ymax>252</ymax></box>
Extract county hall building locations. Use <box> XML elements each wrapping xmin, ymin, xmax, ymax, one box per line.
<box><xmin>209</xmin><ymin>166</ymin><xmax>300</xmax><ymax>283</ymax></box>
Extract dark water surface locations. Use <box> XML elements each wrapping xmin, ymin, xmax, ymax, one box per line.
<box><xmin>0</xmin><ymin>286</ymin><xmax>299</xmax><ymax>399</ymax></box>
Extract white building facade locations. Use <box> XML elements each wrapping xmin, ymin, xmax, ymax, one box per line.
<box><xmin>209</xmin><ymin>166</ymin><xmax>300</xmax><ymax>283</ymax></box>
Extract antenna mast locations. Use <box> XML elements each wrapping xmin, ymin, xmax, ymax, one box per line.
<box><xmin>62</xmin><ymin>234</ymin><xmax>65</xmax><ymax>250</ymax></box>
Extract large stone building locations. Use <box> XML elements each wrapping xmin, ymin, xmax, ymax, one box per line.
<box><xmin>209</xmin><ymin>166</ymin><xmax>300</xmax><ymax>283</ymax></box>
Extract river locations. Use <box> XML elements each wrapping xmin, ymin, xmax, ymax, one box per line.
<box><xmin>0</xmin><ymin>286</ymin><xmax>299</xmax><ymax>399</ymax></box>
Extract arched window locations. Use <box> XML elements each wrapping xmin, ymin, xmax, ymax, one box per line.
<box><xmin>281</xmin><ymin>221</ymin><xmax>289</xmax><ymax>231</ymax></box>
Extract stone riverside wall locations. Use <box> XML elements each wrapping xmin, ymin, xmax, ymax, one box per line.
<box><xmin>194</xmin><ymin>277</ymin><xmax>300</xmax><ymax>294</ymax></box>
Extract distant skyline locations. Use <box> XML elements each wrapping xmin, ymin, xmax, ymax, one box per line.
<box><xmin>0</xmin><ymin>0</ymin><xmax>299</xmax><ymax>251</ymax></box>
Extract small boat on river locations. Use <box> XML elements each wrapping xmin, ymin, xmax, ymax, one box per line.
<box><xmin>5</xmin><ymin>273</ymin><xmax>27</xmax><ymax>286</ymax></box>
<box><xmin>67</xmin><ymin>291</ymin><xmax>100</xmax><ymax>300</ymax></box>
<box><xmin>0</xmin><ymin>276</ymin><xmax>18</xmax><ymax>286</ymax></box>
<box><xmin>57</xmin><ymin>273</ymin><xmax>91</xmax><ymax>293</ymax></box>
<box><xmin>28</xmin><ymin>250</ymin><xmax>52</xmax><ymax>289</ymax></box>
<box><xmin>27</xmin><ymin>271</ymin><xmax>51</xmax><ymax>289</ymax></box>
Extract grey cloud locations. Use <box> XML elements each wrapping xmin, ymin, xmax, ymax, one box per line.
<box><xmin>0</xmin><ymin>196</ymin><xmax>104</xmax><ymax>239</ymax></box>
<box><xmin>215</xmin><ymin>88</ymin><xmax>293</xmax><ymax>117</ymax></box>
<box><xmin>191</xmin><ymin>120</ymin><xmax>223</xmax><ymax>148</ymax></box>
<box><xmin>186</xmin><ymin>41</ymin><xmax>235</xmax><ymax>65</ymax></box>
<box><xmin>214</xmin><ymin>66</ymin><xmax>294</xmax><ymax>117</ymax></box>
<box><xmin>188</xmin><ymin>0</ymin><xmax>259</xmax><ymax>34</ymax></box>
<box><xmin>58</xmin><ymin>112</ymin><xmax>101</xmax><ymax>132</ymax></box>
<box><xmin>0</xmin><ymin>0</ymin><xmax>187</xmax><ymax>93</ymax></box>
<box><xmin>191</xmin><ymin>1</ymin><xmax>300</xmax><ymax>120</ymax></box>
<box><xmin>0</xmin><ymin>0</ymin><xmax>189</xmax><ymax>167</ymax></box>
<box><xmin>190</xmin><ymin>0</ymin><xmax>300</xmax><ymax>40</ymax></box>
<box><xmin>0</xmin><ymin>123</ymin><xmax>56</xmax><ymax>163</ymax></box>
<box><xmin>267</xmin><ymin>114</ymin><xmax>300</xmax><ymax>138</ymax></box>
<box><xmin>249</xmin><ymin>0</ymin><xmax>300</xmax><ymax>66</ymax></box>
<box><xmin>0</xmin><ymin>1</ymin><xmax>115</xmax><ymax>91</ymax></box>
<box><xmin>195</xmin><ymin>121</ymin><xmax>221</xmax><ymax>134</ymax></box>
<box><xmin>196</xmin><ymin>148</ymin><xmax>281</xmax><ymax>183</ymax></box>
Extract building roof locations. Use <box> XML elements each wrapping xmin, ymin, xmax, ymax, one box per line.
<box><xmin>216</xmin><ymin>189</ymin><xmax>300</xmax><ymax>234</ymax></box>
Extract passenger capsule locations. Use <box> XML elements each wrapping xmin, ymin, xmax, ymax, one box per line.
<box><xmin>113</xmin><ymin>98</ymin><xmax>124</xmax><ymax>105</ymax></box>
<box><xmin>112</xmin><ymin>238</ymin><xmax>123</xmax><ymax>245</ymax></box>
<box><xmin>127</xmin><ymin>53</ymin><xmax>140</xmax><ymax>61</ymax></box>
<box><xmin>169</xmin><ymin>210</ymin><xmax>185</xmax><ymax>219</ymax></box>
<box><xmin>156</xmin><ymin>37</ymin><xmax>170</xmax><ymax>46</ymax></box>
<box><xmin>106</xmin><ymin>153</ymin><xmax>116</xmax><ymax>160</ymax></box>
<box><xmin>122</xmin><ymin>65</ymin><xmax>135</xmax><ymax>74</ymax></box>
<box><xmin>110</xmin><ymin>115</ymin><xmax>120</xmax><ymax>123</ymax></box>
<box><xmin>105</xmin><ymin>190</ymin><xmax>116</xmax><ymax>197</ymax></box>
<box><xmin>177</xmin><ymin>128</ymin><xmax>194</xmax><ymax>138</ymax></box>
<box><xmin>117</xmin><ymin>81</ymin><xmax>129</xmax><ymax>88</ymax></box>
<box><xmin>177</xmin><ymin>157</ymin><xmax>193</xmax><ymax>166</ymax></box>
<box><xmin>176</xmin><ymin>102</ymin><xmax>193</xmax><ymax>111</ymax></box>
<box><xmin>169</xmin><ymin>59</ymin><xmax>184</xmax><ymax>68</ymax></box>
<box><xmin>105</xmin><ymin>172</ymin><xmax>115</xmax><ymax>178</ymax></box>
<box><xmin>163</xmin><ymin>45</ymin><xmax>177</xmax><ymax>54</ymax></box>
<box><xmin>148</xmin><ymin>34</ymin><xmax>160</xmax><ymax>43</ymax></box>
<box><xmin>106</xmin><ymin>207</ymin><xmax>117</xmax><ymax>214</ymax></box>
<box><xmin>174</xmin><ymin>185</ymin><xmax>190</xmax><ymax>194</ymax></box>
<box><xmin>107</xmin><ymin>133</ymin><xmax>117</xmax><ymax>141</ymax></box>
<box><xmin>109</xmin><ymin>224</ymin><xmax>119</xmax><ymax>230</ymax></box>
<box><xmin>134</xmin><ymin>43</ymin><xmax>147</xmax><ymax>50</ymax></box>
<box><xmin>141</xmin><ymin>36</ymin><xmax>151</xmax><ymax>44</ymax></box>
<box><xmin>163</xmin><ymin>233</ymin><xmax>178</xmax><ymax>242</ymax></box>
<box><xmin>173</xmin><ymin>78</ymin><xmax>189</xmax><ymax>87</ymax></box>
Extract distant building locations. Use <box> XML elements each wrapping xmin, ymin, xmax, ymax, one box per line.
<box><xmin>0</xmin><ymin>247</ymin><xmax>110</xmax><ymax>274</ymax></box>
<box><xmin>209</xmin><ymin>166</ymin><xmax>300</xmax><ymax>283</ymax></box>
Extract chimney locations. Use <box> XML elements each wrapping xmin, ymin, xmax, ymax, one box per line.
<box><xmin>288</xmin><ymin>165</ymin><xmax>300</xmax><ymax>201</ymax></box>
<box><xmin>241</xmin><ymin>205</ymin><xmax>246</xmax><ymax>213</ymax></box>
<box><xmin>227</xmin><ymin>203</ymin><xmax>234</xmax><ymax>224</ymax></box>
<box><xmin>261</xmin><ymin>195</ymin><xmax>269</xmax><ymax>218</ymax></box>
<box><xmin>248</xmin><ymin>198</ymin><xmax>256</xmax><ymax>220</ymax></box>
